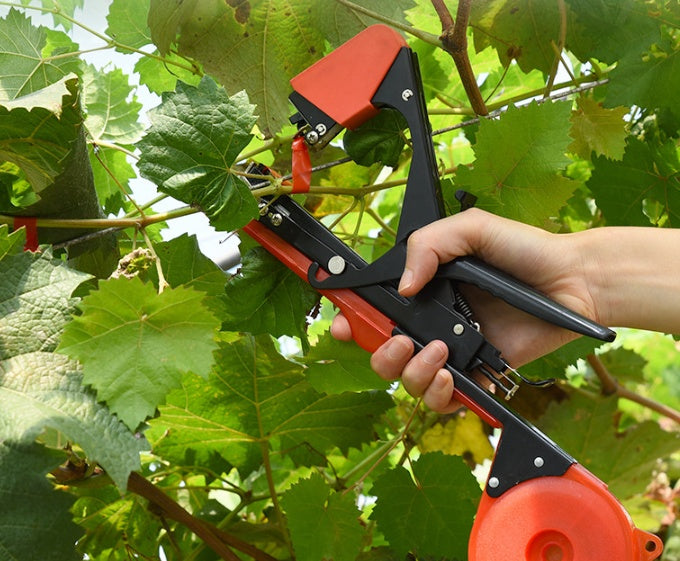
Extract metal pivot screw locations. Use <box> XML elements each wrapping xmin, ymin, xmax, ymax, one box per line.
<box><xmin>328</xmin><ymin>255</ymin><xmax>346</xmax><ymax>275</ymax></box>
<box><xmin>305</xmin><ymin>130</ymin><xmax>319</xmax><ymax>144</ymax></box>
<box><xmin>488</xmin><ymin>477</ymin><xmax>500</xmax><ymax>489</ymax></box>
<box><xmin>402</xmin><ymin>88</ymin><xmax>414</xmax><ymax>101</ymax></box>
<box><xmin>453</xmin><ymin>323</ymin><xmax>465</xmax><ymax>336</ymax></box>
<box><xmin>534</xmin><ymin>457</ymin><xmax>545</xmax><ymax>468</ymax></box>
<box><xmin>258</xmin><ymin>202</ymin><xmax>268</xmax><ymax>216</ymax></box>
<box><xmin>268</xmin><ymin>212</ymin><xmax>283</xmax><ymax>226</ymax></box>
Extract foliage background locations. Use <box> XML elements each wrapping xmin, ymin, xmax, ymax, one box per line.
<box><xmin>0</xmin><ymin>0</ymin><xmax>679</xmax><ymax>560</ymax></box>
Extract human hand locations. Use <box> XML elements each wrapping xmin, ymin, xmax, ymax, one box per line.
<box><xmin>331</xmin><ymin>208</ymin><xmax>600</xmax><ymax>412</ymax></box>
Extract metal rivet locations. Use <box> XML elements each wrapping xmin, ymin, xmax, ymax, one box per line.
<box><xmin>453</xmin><ymin>323</ymin><xmax>465</xmax><ymax>336</ymax></box>
<box><xmin>328</xmin><ymin>256</ymin><xmax>346</xmax><ymax>275</ymax></box>
<box><xmin>402</xmin><ymin>88</ymin><xmax>414</xmax><ymax>101</ymax></box>
<box><xmin>488</xmin><ymin>477</ymin><xmax>500</xmax><ymax>489</ymax></box>
<box><xmin>534</xmin><ymin>457</ymin><xmax>544</xmax><ymax>468</ymax></box>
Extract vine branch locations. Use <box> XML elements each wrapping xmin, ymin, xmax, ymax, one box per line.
<box><xmin>127</xmin><ymin>472</ymin><xmax>278</xmax><ymax>561</ymax></box>
<box><xmin>587</xmin><ymin>354</ymin><xmax>680</xmax><ymax>423</ymax></box>
<box><xmin>433</xmin><ymin>0</ymin><xmax>489</xmax><ymax>116</ymax></box>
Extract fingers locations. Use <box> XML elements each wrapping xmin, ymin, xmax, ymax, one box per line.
<box><xmin>330</xmin><ymin>313</ymin><xmax>353</xmax><ymax>341</ymax></box>
<box><xmin>398</xmin><ymin>208</ymin><xmax>490</xmax><ymax>297</ymax></box>
<box><xmin>371</xmin><ymin>337</ymin><xmax>457</xmax><ymax>413</ymax></box>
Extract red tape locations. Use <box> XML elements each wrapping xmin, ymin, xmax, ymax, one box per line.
<box><xmin>13</xmin><ymin>217</ymin><xmax>39</xmax><ymax>252</ymax></box>
<box><xmin>291</xmin><ymin>136</ymin><xmax>312</xmax><ymax>193</ymax></box>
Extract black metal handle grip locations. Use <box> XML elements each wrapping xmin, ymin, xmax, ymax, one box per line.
<box><xmin>438</xmin><ymin>256</ymin><xmax>616</xmax><ymax>342</ymax></box>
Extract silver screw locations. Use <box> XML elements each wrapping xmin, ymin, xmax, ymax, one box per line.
<box><xmin>488</xmin><ymin>477</ymin><xmax>500</xmax><ymax>489</ymax></box>
<box><xmin>402</xmin><ymin>88</ymin><xmax>414</xmax><ymax>101</ymax></box>
<box><xmin>534</xmin><ymin>457</ymin><xmax>545</xmax><ymax>468</ymax></box>
<box><xmin>305</xmin><ymin>130</ymin><xmax>319</xmax><ymax>144</ymax></box>
<box><xmin>328</xmin><ymin>255</ymin><xmax>346</xmax><ymax>275</ymax></box>
<box><xmin>269</xmin><ymin>213</ymin><xmax>283</xmax><ymax>226</ymax></box>
<box><xmin>453</xmin><ymin>323</ymin><xmax>465</xmax><ymax>336</ymax></box>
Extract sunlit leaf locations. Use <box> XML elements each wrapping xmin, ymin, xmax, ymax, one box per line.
<box><xmin>147</xmin><ymin>335</ymin><xmax>393</xmax><ymax>475</ymax></box>
<box><xmin>137</xmin><ymin>76</ymin><xmax>259</xmax><ymax>230</ymax></box>
<box><xmin>58</xmin><ymin>276</ymin><xmax>220</xmax><ymax>430</ymax></box>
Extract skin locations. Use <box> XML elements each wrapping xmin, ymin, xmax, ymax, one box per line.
<box><xmin>331</xmin><ymin>208</ymin><xmax>680</xmax><ymax>413</ymax></box>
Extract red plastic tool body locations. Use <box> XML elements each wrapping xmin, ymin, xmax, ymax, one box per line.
<box><xmin>290</xmin><ymin>25</ymin><xmax>407</xmax><ymax>130</ymax></box>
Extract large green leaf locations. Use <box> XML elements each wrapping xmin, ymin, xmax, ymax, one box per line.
<box><xmin>0</xmin><ymin>442</ymin><xmax>81</xmax><ymax>561</ymax></box>
<box><xmin>83</xmin><ymin>64</ymin><xmax>144</xmax><ymax>145</ymax></box>
<box><xmin>0</xmin><ymin>246</ymin><xmax>142</xmax><ymax>489</ymax></box>
<box><xmin>221</xmin><ymin>246</ymin><xmax>318</xmax><ymax>344</ymax></box>
<box><xmin>58</xmin><ymin>276</ymin><xmax>220</xmax><ymax>430</ymax></box>
<box><xmin>569</xmin><ymin>97</ymin><xmax>629</xmax><ymax>161</ymax></box>
<box><xmin>565</xmin><ymin>0</ymin><xmax>661</xmax><ymax>64</ymax></box>
<box><xmin>148</xmin><ymin>335</ymin><xmax>393</xmax><ymax>475</ymax></box>
<box><xmin>588</xmin><ymin>138</ymin><xmax>680</xmax><ymax>227</ymax></box>
<box><xmin>538</xmin><ymin>393</ymin><xmax>680</xmax><ymax>498</ymax></box>
<box><xmin>0</xmin><ymin>8</ymin><xmax>81</xmax><ymax>99</ymax></box>
<box><xmin>455</xmin><ymin>101</ymin><xmax>578</xmax><ymax>225</ymax></box>
<box><xmin>106</xmin><ymin>0</ymin><xmax>152</xmax><ymax>50</ymax></box>
<box><xmin>281</xmin><ymin>473</ymin><xmax>365</xmax><ymax>561</ymax></box>
<box><xmin>137</xmin><ymin>76</ymin><xmax>259</xmax><ymax>231</ymax></box>
<box><xmin>149</xmin><ymin>0</ymin><xmax>413</xmax><ymax>135</ymax></box>
<box><xmin>0</xmin><ymin>74</ymin><xmax>82</xmax><ymax>198</ymax></box>
<box><xmin>371</xmin><ymin>452</ymin><xmax>480</xmax><ymax>560</ymax></box>
<box><xmin>470</xmin><ymin>0</ymin><xmax>562</xmax><ymax>74</ymax></box>
<box><xmin>606</xmin><ymin>32</ymin><xmax>680</xmax><ymax>120</ymax></box>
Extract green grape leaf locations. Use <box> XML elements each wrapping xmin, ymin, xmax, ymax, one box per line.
<box><xmin>344</xmin><ymin>109</ymin><xmax>408</xmax><ymax>168</ymax></box>
<box><xmin>137</xmin><ymin>76</ymin><xmax>259</xmax><ymax>231</ymax></box>
<box><xmin>303</xmin><ymin>332</ymin><xmax>391</xmax><ymax>394</ymax></box>
<box><xmin>0</xmin><ymin>442</ymin><xmax>81</xmax><ymax>561</ymax></box>
<box><xmin>455</xmin><ymin>101</ymin><xmax>578</xmax><ymax>225</ymax></box>
<box><xmin>58</xmin><ymin>276</ymin><xmax>220</xmax><ymax>430</ymax></box>
<box><xmin>371</xmin><ymin>452</ymin><xmax>480</xmax><ymax>560</ymax></box>
<box><xmin>565</xmin><ymin>0</ymin><xmax>661</xmax><ymax>64</ymax></box>
<box><xmin>83</xmin><ymin>64</ymin><xmax>144</xmax><ymax>145</ymax></box>
<box><xmin>569</xmin><ymin>97</ymin><xmax>628</xmax><ymax>161</ymax></box>
<box><xmin>0</xmin><ymin>74</ymin><xmax>82</xmax><ymax>197</ymax></box>
<box><xmin>538</xmin><ymin>393</ymin><xmax>680</xmax><ymax>499</ymax></box>
<box><xmin>0</xmin><ymin>248</ymin><xmax>142</xmax><ymax>489</ymax></box>
<box><xmin>522</xmin><ymin>337</ymin><xmax>601</xmax><ymax>380</ymax></box>
<box><xmin>0</xmin><ymin>224</ymin><xmax>25</xmax><ymax>259</ymax></box>
<box><xmin>311</xmin><ymin>0</ymin><xmax>415</xmax><ymax>47</ymax></box>
<box><xmin>597</xmin><ymin>347</ymin><xmax>647</xmax><ymax>384</ymax></box>
<box><xmin>134</xmin><ymin>50</ymin><xmax>202</xmax><ymax>95</ymax></box>
<box><xmin>106</xmin><ymin>0</ymin><xmax>152</xmax><ymax>50</ymax></box>
<box><xmin>153</xmin><ymin>0</ymin><xmax>413</xmax><ymax>135</ymax></box>
<box><xmin>0</xmin><ymin>8</ymin><xmax>81</xmax><ymax>98</ymax></box>
<box><xmin>470</xmin><ymin>0</ymin><xmax>561</xmax><ymax>74</ymax></box>
<box><xmin>606</xmin><ymin>34</ymin><xmax>680</xmax><ymax>120</ymax></box>
<box><xmin>281</xmin><ymin>473</ymin><xmax>365</xmax><ymax>561</ymax></box>
<box><xmin>148</xmin><ymin>0</ymin><xmax>197</xmax><ymax>56</ymax></box>
<box><xmin>72</xmin><ymin>489</ymin><xmax>162</xmax><ymax>559</ymax></box>
<box><xmin>221</xmin><ymin>246</ymin><xmax>318</xmax><ymax>344</ymax></box>
<box><xmin>588</xmin><ymin>138</ymin><xmax>680</xmax><ymax>227</ymax></box>
<box><xmin>147</xmin><ymin>335</ymin><xmax>393</xmax><ymax>475</ymax></box>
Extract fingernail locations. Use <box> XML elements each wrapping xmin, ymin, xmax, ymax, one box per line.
<box><xmin>398</xmin><ymin>268</ymin><xmax>414</xmax><ymax>294</ymax></box>
<box><xmin>385</xmin><ymin>338</ymin><xmax>412</xmax><ymax>361</ymax></box>
<box><xmin>421</xmin><ymin>342</ymin><xmax>447</xmax><ymax>366</ymax></box>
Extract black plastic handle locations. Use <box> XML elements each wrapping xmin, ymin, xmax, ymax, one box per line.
<box><xmin>439</xmin><ymin>257</ymin><xmax>616</xmax><ymax>342</ymax></box>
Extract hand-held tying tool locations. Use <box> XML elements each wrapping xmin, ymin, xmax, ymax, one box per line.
<box><xmin>242</xmin><ymin>25</ymin><xmax>662</xmax><ymax>561</ymax></box>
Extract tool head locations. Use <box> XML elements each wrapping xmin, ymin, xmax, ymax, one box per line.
<box><xmin>289</xmin><ymin>24</ymin><xmax>407</xmax><ymax>148</ymax></box>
